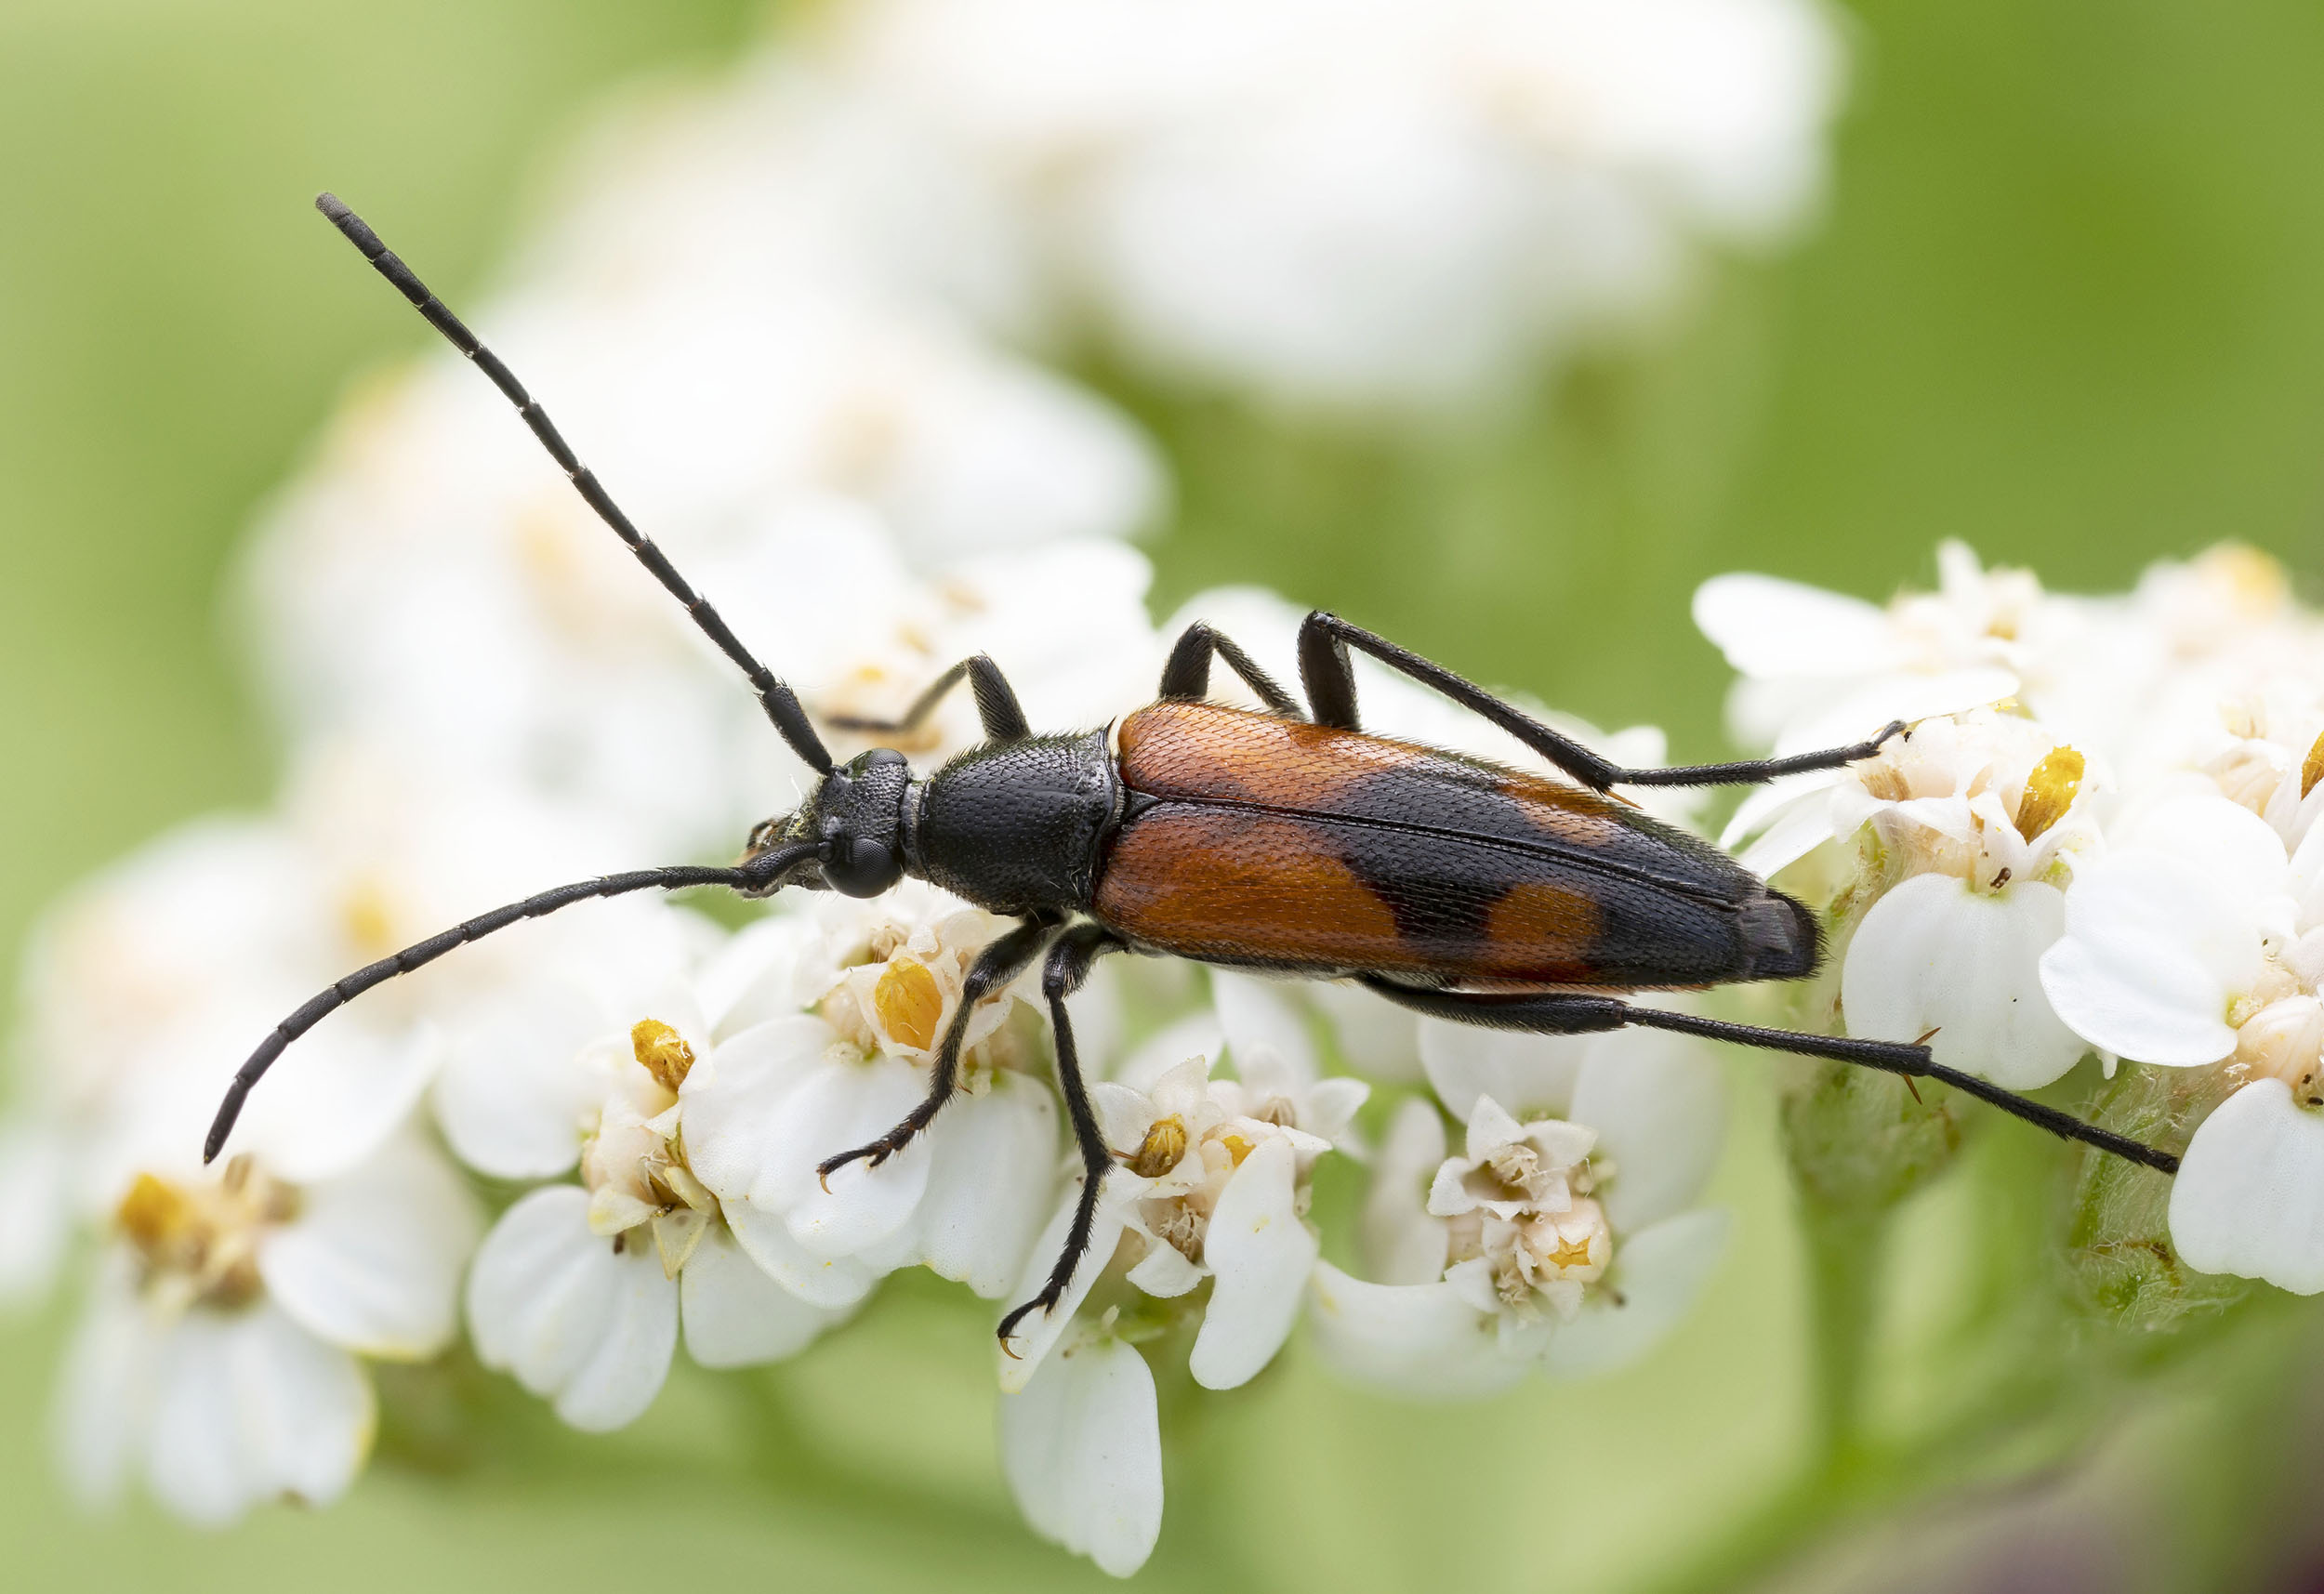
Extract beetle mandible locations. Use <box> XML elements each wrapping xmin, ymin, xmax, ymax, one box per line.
<box><xmin>205</xmin><ymin>195</ymin><xmax>2180</xmax><ymax>1347</ymax></box>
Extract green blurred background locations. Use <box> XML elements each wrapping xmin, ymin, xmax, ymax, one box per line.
<box><xmin>7</xmin><ymin>0</ymin><xmax>2324</xmax><ymax>1588</ymax></box>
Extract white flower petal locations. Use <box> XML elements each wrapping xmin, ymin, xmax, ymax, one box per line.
<box><xmin>678</xmin><ymin>1014</ymin><xmax>831</xmax><ymax>1195</ymax></box>
<box><xmin>57</xmin><ymin>1258</ymin><xmax>158</xmax><ymax>1508</ymax></box>
<box><xmin>2169</xmin><ymin>1079</ymin><xmax>2324</xmax><ymax>1294</ymax></box>
<box><xmin>1843</xmin><ymin>875</ymin><xmax>2086</xmax><ymax>1090</ymax></box>
<box><xmin>2118</xmin><ymin>793</ymin><xmax>2291</xmax><ymax>911</ymax></box>
<box><xmin>1188</xmin><ymin>1137</ymin><xmax>1316</xmax><ymax>1390</ymax></box>
<box><xmin>1308</xmin><ymin>981</ymin><xmax>1424</xmax><ymax>1083</ymax></box>
<box><xmin>694</xmin><ymin>913</ymin><xmax>823</xmax><ymax>1037</ymax></box>
<box><xmin>0</xmin><ymin>1117</ymin><xmax>73</xmax><ymax>1306</ymax></box>
<box><xmin>720</xmin><ymin>1195</ymin><xmax>885</xmax><ymax>1309</ymax></box>
<box><xmin>886</xmin><ymin>1072</ymin><xmax>1059</xmax><ymax>1297</ymax></box>
<box><xmin>1541</xmin><ymin>1208</ymin><xmax>1731</xmax><ymax>1379</ymax></box>
<box><xmin>1736</xmin><ymin>793</ymin><xmax>1845</xmax><ymax>881</ymax></box>
<box><xmin>1772</xmin><ymin>668</ymin><xmax>2020</xmax><ymax>759</ymax></box>
<box><xmin>1211</xmin><ymin>969</ymin><xmax>1317</xmax><ymax>1093</ymax></box>
<box><xmin>1419</xmin><ymin>1020</ymin><xmax>1586</xmax><ymax>1123</ymax></box>
<box><xmin>1569</xmin><ymin>1029</ymin><xmax>1727</xmax><ymax>1233</ymax></box>
<box><xmin>998</xmin><ymin>1190</ymin><xmax>1129</xmax><ymax>1393</ymax></box>
<box><xmin>237</xmin><ymin>1021</ymin><xmax>441</xmax><ymax>1186</ymax></box>
<box><xmin>1302</xmin><ymin>1076</ymin><xmax>1372</xmax><ymax>1151</ymax></box>
<box><xmin>146</xmin><ymin>1305</ymin><xmax>374</xmax><ymax>1525</ymax></box>
<box><xmin>680</xmin><ymin>1224</ymin><xmax>850</xmax><ymax>1367</ymax></box>
<box><xmin>430</xmin><ymin>987</ymin><xmax>614</xmax><ymax>1179</ymax></box>
<box><xmin>259</xmin><ymin>1131</ymin><xmax>481</xmax><ymax>1359</ymax></box>
<box><xmin>1089</xmin><ymin>1079</ymin><xmax>1159</xmax><ymax>1152</ymax></box>
<box><xmin>1362</xmin><ymin>1098</ymin><xmax>1449</xmax><ymax>1286</ymax></box>
<box><xmin>1461</xmin><ymin>1095</ymin><xmax>1532</xmax><ymax>1164</ymax></box>
<box><xmin>1691</xmin><ymin>573</ymin><xmax>1900</xmax><ymax>678</ymax></box>
<box><xmin>465</xmin><ymin>1185</ymin><xmax>677</xmax><ymax>1431</ymax></box>
<box><xmin>774</xmin><ymin>1057</ymin><xmax>935</xmax><ymax>1257</ymax></box>
<box><xmin>999</xmin><ymin>1335</ymin><xmax>1162</xmax><ymax>1579</ymax></box>
<box><xmin>1720</xmin><ymin>769</ymin><xmax>1840</xmax><ymax>851</ymax></box>
<box><xmin>1124</xmin><ymin>1237</ymin><xmax>1206</xmax><ymax>1298</ymax></box>
<box><xmin>1110</xmin><ymin>1008</ymin><xmax>1225</xmax><ymax>1093</ymax></box>
<box><xmin>2040</xmin><ymin>853</ymin><xmax>2256</xmax><ymax>1065</ymax></box>
<box><xmin>1304</xmin><ymin>1263</ymin><xmax>1527</xmax><ymax>1401</ymax></box>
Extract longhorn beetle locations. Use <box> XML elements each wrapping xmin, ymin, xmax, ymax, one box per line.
<box><xmin>207</xmin><ymin>195</ymin><xmax>2181</xmax><ymax>1348</ymax></box>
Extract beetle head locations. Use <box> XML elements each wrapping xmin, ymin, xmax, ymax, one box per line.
<box><xmin>743</xmin><ymin>747</ymin><xmax>913</xmax><ymax>898</ymax></box>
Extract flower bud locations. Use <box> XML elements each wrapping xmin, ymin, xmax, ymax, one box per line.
<box><xmin>2235</xmin><ymin>995</ymin><xmax>2324</xmax><ymax>1106</ymax></box>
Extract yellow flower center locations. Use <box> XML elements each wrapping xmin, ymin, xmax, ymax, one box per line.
<box><xmin>115</xmin><ymin>1157</ymin><xmax>298</xmax><ymax>1311</ymax></box>
<box><xmin>1125</xmin><ymin>1115</ymin><xmax>1188</xmax><ymax>1179</ymax></box>
<box><xmin>2194</xmin><ymin>543</ymin><xmax>2289</xmax><ymax>618</ymax></box>
<box><xmin>339</xmin><ymin>876</ymin><xmax>401</xmax><ymax>961</ymax></box>
<box><xmin>2014</xmin><ymin>746</ymin><xmax>2085</xmax><ymax>842</ymax></box>
<box><xmin>2303</xmin><ymin>731</ymin><xmax>2324</xmax><ymax>800</ymax></box>
<box><xmin>630</xmin><ymin>1019</ymin><xmax>696</xmax><ymax>1091</ymax></box>
<box><xmin>873</xmin><ymin>957</ymin><xmax>945</xmax><ymax>1050</ymax></box>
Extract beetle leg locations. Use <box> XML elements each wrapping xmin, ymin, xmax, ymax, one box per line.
<box><xmin>823</xmin><ymin>652</ymin><xmax>1033</xmax><ymax>744</ymax></box>
<box><xmin>1354</xmin><ymin>978</ymin><xmax>2182</xmax><ymax>1177</ymax></box>
<box><xmin>1157</xmin><ymin>622</ymin><xmax>1306</xmax><ymax>718</ymax></box>
<box><xmin>997</xmin><ymin>923</ymin><xmax>1126</xmax><ymax>1349</ymax></box>
<box><xmin>816</xmin><ymin>913</ymin><xmax>1062</xmax><ymax>1184</ymax></box>
<box><xmin>1295</xmin><ymin>610</ymin><xmax>1903</xmax><ymax>791</ymax></box>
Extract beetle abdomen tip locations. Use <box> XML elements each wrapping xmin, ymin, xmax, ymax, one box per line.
<box><xmin>1740</xmin><ymin>892</ymin><xmax>1822</xmax><ymax>981</ymax></box>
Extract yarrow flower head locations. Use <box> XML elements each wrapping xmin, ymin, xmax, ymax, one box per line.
<box><xmin>63</xmin><ymin>1131</ymin><xmax>478</xmax><ymax>1524</ymax></box>
<box><xmin>997</xmin><ymin>973</ymin><xmax>1367</xmax><ymax>1576</ymax></box>
<box><xmin>834</xmin><ymin>0</ymin><xmax>1845</xmax><ymax>410</ymax></box>
<box><xmin>1699</xmin><ymin>541</ymin><xmax>2324</xmax><ymax>1302</ymax></box>
<box><xmin>1311</xmin><ymin>1016</ymin><xmax>1729</xmax><ymax>1397</ymax></box>
<box><xmin>0</xmin><ymin>0</ymin><xmax>1855</xmax><ymax>1556</ymax></box>
<box><xmin>1727</xmin><ymin>706</ymin><xmax>2106</xmax><ymax>1090</ymax></box>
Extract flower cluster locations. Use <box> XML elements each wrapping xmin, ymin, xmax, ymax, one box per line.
<box><xmin>0</xmin><ymin>0</ymin><xmax>1868</xmax><ymax>1574</ymax></box>
<box><xmin>1703</xmin><ymin>541</ymin><xmax>2324</xmax><ymax>1295</ymax></box>
<box><xmin>829</xmin><ymin>0</ymin><xmax>1844</xmax><ymax>409</ymax></box>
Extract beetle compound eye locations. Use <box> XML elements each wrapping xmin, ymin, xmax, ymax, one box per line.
<box><xmin>826</xmin><ymin>838</ymin><xmax>903</xmax><ymax>898</ymax></box>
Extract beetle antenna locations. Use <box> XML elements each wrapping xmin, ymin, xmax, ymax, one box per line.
<box><xmin>311</xmin><ymin>192</ymin><xmax>835</xmax><ymax>776</ymax></box>
<box><xmin>202</xmin><ymin>842</ymin><xmax>819</xmax><ymax>1164</ymax></box>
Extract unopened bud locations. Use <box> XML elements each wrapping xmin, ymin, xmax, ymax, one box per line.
<box><xmin>2237</xmin><ymin>995</ymin><xmax>2324</xmax><ymax>1106</ymax></box>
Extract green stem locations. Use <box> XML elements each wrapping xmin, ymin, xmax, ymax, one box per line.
<box><xmin>1800</xmin><ymin>1199</ymin><xmax>1892</xmax><ymax>1477</ymax></box>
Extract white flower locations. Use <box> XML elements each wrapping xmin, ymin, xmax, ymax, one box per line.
<box><xmin>839</xmin><ymin>0</ymin><xmax>1844</xmax><ymax>410</ymax></box>
<box><xmin>1694</xmin><ymin>542</ymin><xmax>2038</xmax><ymax>756</ymax></box>
<box><xmin>59</xmin><ymin>1130</ymin><xmax>479</xmax><ymax>1525</ymax></box>
<box><xmin>1004</xmin><ymin>1045</ymin><xmax>1349</xmax><ymax>1394</ymax></box>
<box><xmin>999</xmin><ymin>1317</ymin><xmax>1163</xmax><ymax>1580</ymax></box>
<box><xmin>0</xmin><ymin>1114</ymin><xmax>73</xmax><ymax>1308</ymax></box>
<box><xmin>1696</xmin><ymin>542</ymin><xmax>2324</xmax><ymax>791</ymax></box>
<box><xmin>993</xmin><ymin>980</ymin><xmax>1364</xmax><ymax>1578</ymax></box>
<box><xmin>246</xmin><ymin>222</ymin><xmax>1163</xmax><ymax>854</ymax></box>
<box><xmin>2167</xmin><ymin>1079</ymin><xmax>2324</xmax><ymax>1294</ymax></box>
<box><xmin>461</xmin><ymin>895</ymin><xmax>1072</xmax><ymax>1429</ymax></box>
<box><xmin>2038</xmin><ymin>790</ymin><xmax>2324</xmax><ymax>1291</ymax></box>
<box><xmin>2040</xmin><ymin>792</ymin><xmax>2303</xmax><ymax>1070</ymax></box>
<box><xmin>1727</xmin><ymin>708</ymin><xmax>2101</xmax><ymax>1090</ymax></box>
<box><xmin>1308</xmin><ymin>1018</ymin><xmax>1728</xmax><ymax>1394</ymax></box>
<box><xmin>20</xmin><ymin>743</ymin><xmax>670</xmax><ymax>1192</ymax></box>
<box><xmin>466</xmin><ymin>1184</ymin><xmax>842</xmax><ymax>1432</ymax></box>
<box><xmin>682</xmin><ymin>889</ymin><xmax>1063</xmax><ymax>1308</ymax></box>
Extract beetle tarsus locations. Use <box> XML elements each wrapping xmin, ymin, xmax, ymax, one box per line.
<box><xmin>994</xmin><ymin>926</ymin><xmax>1124</xmax><ymax>1350</ymax></box>
<box><xmin>819</xmin><ymin>915</ymin><xmax>1062</xmax><ymax>1182</ymax></box>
